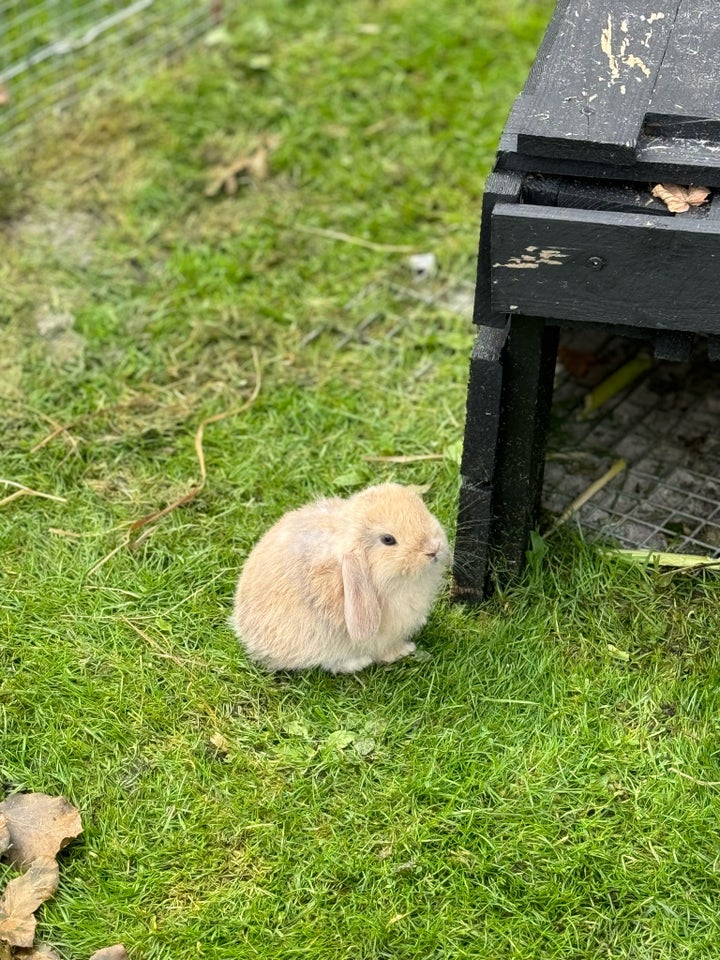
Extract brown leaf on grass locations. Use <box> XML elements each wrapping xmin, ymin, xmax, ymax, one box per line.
<box><xmin>0</xmin><ymin>85</ymin><xmax>9</xmax><ymax>106</ymax></box>
<box><xmin>14</xmin><ymin>943</ymin><xmax>62</xmax><ymax>959</ymax></box>
<box><xmin>0</xmin><ymin>817</ymin><xmax>9</xmax><ymax>857</ymax></box>
<box><xmin>0</xmin><ymin>794</ymin><xmax>82</xmax><ymax>870</ymax></box>
<box><xmin>89</xmin><ymin>946</ymin><xmax>130</xmax><ymax>960</ymax></box>
<box><xmin>651</xmin><ymin>183</ymin><xmax>711</xmax><ymax>213</ymax></box>
<box><xmin>0</xmin><ymin>857</ymin><xmax>59</xmax><ymax>949</ymax></box>
<box><xmin>204</xmin><ymin>135</ymin><xmax>281</xmax><ymax>197</ymax></box>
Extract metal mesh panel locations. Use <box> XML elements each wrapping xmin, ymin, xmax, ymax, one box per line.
<box><xmin>0</xmin><ymin>0</ymin><xmax>217</xmax><ymax>142</ymax></box>
<box><xmin>544</xmin><ymin>330</ymin><xmax>720</xmax><ymax>557</ymax></box>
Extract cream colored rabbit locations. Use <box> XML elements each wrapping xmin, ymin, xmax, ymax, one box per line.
<box><xmin>232</xmin><ymin>483</ymin><xmax>450</xmax><ymax>673</ymax></box>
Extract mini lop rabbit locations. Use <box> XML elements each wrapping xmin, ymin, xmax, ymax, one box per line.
<box><xmin>232</xmin><ymin>483</ymin><xmax>450</xmax><ymax>673</ymax></box>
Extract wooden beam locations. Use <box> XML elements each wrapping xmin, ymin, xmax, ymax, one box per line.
<box><xmin>515</xmin><ymin>1</ymin><xmax>680</xmax><ymax>163</ymax></box>
<box><xmin>491</xmin><ymin>203</ymin><xmax>720</xmax><ymax>332</ymax></box>
<box><xmin>646</xmin><ymin>0</ymin><xmax>720</xmax><ymax>139</ymax></box>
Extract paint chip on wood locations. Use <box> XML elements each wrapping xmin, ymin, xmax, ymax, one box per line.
<box><xmin>493</xmin><ymin>247</ymin><xmax>568</xmax><ymax>270</ymax></box>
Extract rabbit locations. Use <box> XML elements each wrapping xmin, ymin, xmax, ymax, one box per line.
<box><xmin>231</xmin><ymin>482</ymin><xmax>450</xmax><ymax>673</ymax></box>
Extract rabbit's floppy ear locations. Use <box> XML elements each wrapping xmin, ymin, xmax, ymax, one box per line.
<box><xmin>341</xmin><ymin>549</ymin><xmax>382</xmax><ymax>643</ymax></box>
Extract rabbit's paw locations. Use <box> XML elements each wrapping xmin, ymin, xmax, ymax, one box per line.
<box><xmin>323</xmin><ymin>655</ymin><xmax>374</xmax><ymax>674</ymax></box>
<box><xmin>378</xmin><ymin>641</ymin><xmax>416</xmax><ymax>664</ymax></box>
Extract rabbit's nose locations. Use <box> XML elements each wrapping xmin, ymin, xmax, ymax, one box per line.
<box><xmin>425</xmin><ymin>538</ymin><xmax>442</xmax><ymax>559</ymax></box>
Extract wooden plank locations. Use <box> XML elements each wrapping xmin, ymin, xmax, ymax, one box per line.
<box><xmin>453</xmin><ymin>319</ymin><xmax>559</xmax><ymax>598</ymax></box>
<box><xmin>520</xmin><ymin>0</ymin><xmax>574</xmax><ymax>96</ymax></box>
<box><xmin>521</xmin><ymin>172</ymin><xmax>674</xmax><ymax>216</ymax></box>
<box><xmin>515</xmin><ymin>1</ymin><xmax>680</xmax><ymax>163</ymax></box>
<box><xmin>490</xmin><ymin>204</ymin><xmax>720</xmax><ymax>333</ymax></box>
<box><xmin>498</xmin><ymin>131</ymin><xmax>720</xmax><ymax>187</ymax></box>
<box><xmin>653</xmin><ymin>331</ymin><xmax>694</xmax><ymax>360</ymax></box>
<box><xmin>474</xmin><ymin>171</ymin><xmax>523</xmax><ymax>328</ymax></box>
<box><xmin>453</xmin><ymin>480</ymin><xmax>495</xmax><ymax>600</ymax></box>
<box><xmin>458</xmin><ymin>326</ymin><xmax>508</xmax><ymax>483</ymax></box>
<box><xmin>646</xmin><ymin>0</ymin><xmax>720</xmax><ymax>139</ymax></box>
<box><xmin>707</xmin><ymin>197</ymin><xmax>720</xmax><ymax>361</ymax></box>
<box><xmin>454</xmin><ymin>326</ymin><xmax>509</xmax><ymax>601</ymax></box>
<box><xmin>488</xmin><ymin>317</ymin><xmax>559</xmax><ymax>579</ymax></box>
<box><xmin>636</xmin><ymin>135</ymin><xmax>720</xmax><ymax>183</ymax></box>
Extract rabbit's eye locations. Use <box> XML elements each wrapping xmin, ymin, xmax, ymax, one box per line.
<box><xmin>380</xmin><ymin>534</ymin><xmax>397</xmax><ymax>546</ymax></box>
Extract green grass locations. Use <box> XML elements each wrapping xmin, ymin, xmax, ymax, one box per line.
<box><xmin>3</xmin><ymin>0</ymin><xmax>720</xmax><ymax>957</ymax></box>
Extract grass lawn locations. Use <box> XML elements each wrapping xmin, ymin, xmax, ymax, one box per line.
<box><xmin>3</xmin><ymin>0</ymin><xmax>720</xmax><ymax>957</ymax></box>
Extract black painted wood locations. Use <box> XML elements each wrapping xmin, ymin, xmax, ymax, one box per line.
<box><xmin>459</xmin><ymin>326</ymin><xmax>508</xmax><ymax>484</ymax></box>
<box><xmin>646</xmin><ymin>0</ymin><xmax>720</xmax><ymax>140</ymax></box>
<box><xmin>491</xmin><ymin>204</ymin><xmax>720</xmax><ymax>332</ymax></box>
<box><xmin>498</xmin><ymin>133</ymin><xmax>720</xmax><ymax>187</ymax></box>
<box><xmin>454</xmin><ymin>319</ymin><xmax>558</xmax><ymax>599</ymax></box>
<box><xmin>473</xmin><ymin>171</ymin><xmax>523</xmax><ymax>328</ymax></box>
<box><xmin>653</xmin><ymin>331</ymin><xmax>694</xmax><ymax>361</ymax></box>
<box><xmin>519</xmin><ymin>0</ymin><xmax>574</xmax><ymax>97</ymax></box>
<box><xmin>453</xmin><ymin>481</ymin><xmax>495</xmax><ymax>600</ymax></box>
<box><xmin>488</xmin><ymin>317</ymin><xmax>559</xmax><ymax>580</ymax></box>
<box><xmin>515</xmin><ymin>1</ymin><xmax>679</xmax><ymax>164</ymax></box>
<box><xmin>454</xmin><ymin>326</ymin><xmax>508</xmax><ymax>598</ymax></box>
<box><xmin>521</xmin><ymin>173</ymin><xmax>676</xmax><ymax>217</ymax></box>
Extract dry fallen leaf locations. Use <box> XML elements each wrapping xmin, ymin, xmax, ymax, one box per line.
<box><xmin>88</xmin><ymin>946</ymin><xmax>130</xmax><ymax>960</ymax></box>
<box><xmin>0</xmin><ymin>794</ymin><xmax>83</xmax><ymax>870</ymax></box>
<box><xmin>204</xmin><ymin>135</ymin><xmax>281</xmax><ymax>197</ymax></box>
<box><xmin>651</xmin><ymin>184</ymin><xmax>688</xmax><ymax>213</ymax></box>
<box><xmin>651</xmin><ymin>182</ymin><xmax>711</xmax><ymax>213</ymax></box>
<box><xmin>0</xmin><ymin>857</ymin><xmax>59</xmax><ymax>949</ymax></box>
<box><xmin>14</xmin><ymin>943</ymin><xmax>62</xmax><ymax>959</ymax></box>
<box><xmin>685</xmin><ymin>185</ymin><xmax>712</xmax><ymax>206</ymax></box>
<box><xmin>0</xmin><ymin>817</ymin><xmax>9</xmax><ymax>857</ymax></box>
<box><xmin>0</xmin><ymin>85</ymin><xmax>9</xmax><ymax>107</ymax></box>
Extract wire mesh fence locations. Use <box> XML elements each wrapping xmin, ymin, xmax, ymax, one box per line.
<box><xmin>0</xmin><ymin>0</ymin><xmax>219</xmax><ymax>144</ymax></box>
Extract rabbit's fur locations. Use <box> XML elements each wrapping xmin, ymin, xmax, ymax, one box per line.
<box><xmin>232</xmin><ymin>483</ymin><xmax>450</xmax><ymax>673</ymax></box>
